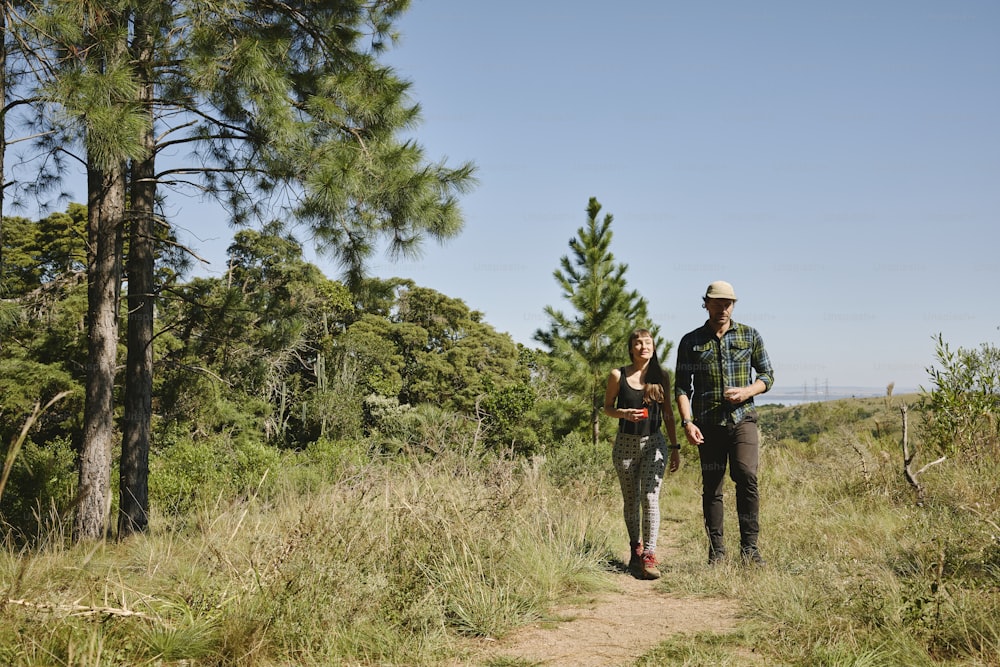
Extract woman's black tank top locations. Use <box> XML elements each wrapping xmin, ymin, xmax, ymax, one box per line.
<box><xmin>616</xmin><ymin>366</ymin><xmax>661</xmax><ymax>436</ymax></box>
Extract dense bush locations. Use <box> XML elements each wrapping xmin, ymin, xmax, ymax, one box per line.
<box><xmin>151</xmin><ymin>433</ymin><xmax>282</xmax><ymax>517</ymax></box>
<box><xmin>921</xmin><ymin>334</ymin><xmax>1000</xmax><ymax>459</ymax></box>
<box><xmin>0</xmin><ymin>435</ymin><xmax>76</xmax><ymax>541</ymax></box>
<box><xmin>543</xmin><ymin>430</ymin><xmax>613</xmax><ymax>491</ymax></box>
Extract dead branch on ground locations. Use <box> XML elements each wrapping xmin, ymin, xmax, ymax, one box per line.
<box><xmin>2</xmin><ymin>597</ymin><xmax>153</xmax><ymax>620</ymax></box>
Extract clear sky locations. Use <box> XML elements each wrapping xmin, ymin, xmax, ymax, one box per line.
<box><xmin>167</xmin><ymin>1</ymin><xmax>999</xmax><ymax>395</ymax></box>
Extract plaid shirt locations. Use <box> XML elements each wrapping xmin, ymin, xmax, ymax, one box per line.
<box><xmin>674</xmin><ymin>320</ymin><xmax>774</xmax><ymax>426</ymax></box>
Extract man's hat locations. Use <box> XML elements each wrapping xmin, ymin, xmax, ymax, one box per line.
<box><xmin>704</xmin><ymin>281</ymin><xmax>737</xmax><ymax>301</ymax></box>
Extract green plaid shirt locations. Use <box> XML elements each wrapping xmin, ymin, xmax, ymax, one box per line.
<box><xmin>674</xmin><ymin>321</ymin><xmax>774</xmax><ymax>426</ymax></box>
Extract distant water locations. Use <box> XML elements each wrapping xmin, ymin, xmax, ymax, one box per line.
<box><xmin>756</xmin><ymin>386</ymin><xmax>916</xmax><ymax>406</ymax></box>
<box><xmin>758</xmin><ymin>398</ymin><xmax>841</xmax><ymax>406</ymax></box>
<box><xmin>757</xmin><ymin>398</ymin><xmax>814</xmax><ymax>406</ymax></box>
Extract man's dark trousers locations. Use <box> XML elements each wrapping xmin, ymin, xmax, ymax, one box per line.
<box><xmin>698</xmin><ymin>416</ymin><xmax>760</xmax><ymax>552</ymax></box>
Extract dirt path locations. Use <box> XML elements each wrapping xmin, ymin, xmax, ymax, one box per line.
<box><xmin>460</xmin><ymin>558</ymin><xmax>740</xmax><ymax>666</ymax></box>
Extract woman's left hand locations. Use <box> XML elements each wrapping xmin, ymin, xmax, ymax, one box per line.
<box><xmin>668</xmin><ymin>449</ymin><xmax>680</xmax><ymax>472</ymax></box>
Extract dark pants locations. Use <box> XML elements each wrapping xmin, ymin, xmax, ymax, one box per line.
<box><xmin>697</xmin><ymin>416</ymin><xmax>760</xmax><ymax>551</ymax></box>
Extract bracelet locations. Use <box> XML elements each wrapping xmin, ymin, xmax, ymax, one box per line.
<box><xmin>668</xmin><ymin>444</ymin><xmax>681</xmax><ymax>450</ymax></box>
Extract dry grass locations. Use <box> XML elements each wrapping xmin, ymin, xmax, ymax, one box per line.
<box><xmin>2</xmin><ymin>395</ymin><xmax>999</xmax><ymax>665</ymax></box>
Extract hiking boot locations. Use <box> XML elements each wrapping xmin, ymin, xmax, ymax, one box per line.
<box><xmin>708</xmin><ymin>546</ymin><xmax>726</xmax><ymax>565</ymax></box>
<box><xmin>740</xmin><ymin>545</ymin><xmax>766</xmax><ymax>567</ymax></box>
<box><xmin>639</xmin><ymin>551</ymin><xmax>661</xmax><ymax>580</ymax></box>
<box><xmin>627</xmin><ymin>541</ymin><xmax>644</xmax><ymax>578</ymax></box>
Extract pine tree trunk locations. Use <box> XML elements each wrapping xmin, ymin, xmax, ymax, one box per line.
<box><xmin>1</xmin><ymin>6</ymin><xmax>7</xmax><ymax>271</ymax></box>
<box><xmin>74</xmin><ymin>164</ymin><xmax>125</xmax><ymax>542</ymax></box>
<box><xmin>118</xmin><ymin>9</ymin><xmax>156</xmax><ymax>538</ymax></box>
<box><xmin>119</xmin><ymin>191</ymin><xmax>153</xmax><ymax>536</ymax></box>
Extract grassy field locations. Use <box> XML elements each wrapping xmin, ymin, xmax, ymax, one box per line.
<box><xmin>2</xmin><ymin>393</ymin><xmax>999</xmax><ymax>665</ymax></box>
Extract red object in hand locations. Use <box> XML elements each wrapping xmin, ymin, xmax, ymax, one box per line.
<box><xmin>638</xmin><ymin>408</ymin><xmax>648</xmax><ymax>419</ymax></box>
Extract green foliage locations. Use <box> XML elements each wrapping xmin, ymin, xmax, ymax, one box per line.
<box><xmin>34</xmin><ymin>206</ymin><xmax>88</xmax><ymax>284</ymax></box>
<box><xmin>157</xmin><ymin>225</ymin><xmax>357</xmax><ymax>446</ymax></box>
<box><xmin>0</xmin><ymin>304</ymin><xmax>23</xmax><ymax>372</ymax></box>
<box><xmin>407</xmin><ymin>403</ymin><xmax>478</xmax><ymax>457</ymax></box>
<box><xmin>394</xmin><ymin>286</ymin><xmax>529</xmax><ymax>413</ymax></box>
<box><xmin>3</xmin><ymin>391</ymin><xmax>1000</xmax><ymax>664</ymax></box>
<box><xmin>282</xmin><ymin>438</ymin><xmax>377</xmax><ymax>494</ymax></box>
<box><xmin>361</xmin><ymin>400</ymin><xmax>479</xmax><ymax>459</ymax></box>
<box><xmin>758</xmin><ymin>399</ymin><xmax>880</xmax><ymax>445</ymax></box>
<box><xmin>363</xmin><ymin>393</ymin><xmax>417</xmax><ymax>440</ymax></box>
<box><xmin>15</xmin><ymin>278</ymin><xmax>90</xmax><ymax>375</ymax></box>
<box><xmin>299</xmin><ymin>371</ymin><xmax>365</xmax><ymax>442</ymax></box>
<box><xmin>157</xmin><ymin>225</ymin><xmax>537</xmax><ymax>449</ymax></box>
<box><xmin>166</xmin><ymin>0</ymin><xmax>478</xmax><ymax>289</ymax></box>
<box><xmin>0</xmin><ymin>436</ymin><xmax>76</xmax><ymax>541</ymax></box>
<box><xmin>0</xmin><ymin>359</ymin><xmax>81</xmax><ymax>447</ymax></box>
<box><xmin>337</xmin><ymin>314</ymin><xmax>406</xmax><ymax>397</ymax></box>
<box><xmin>34</xmin><ymin>0</ymin><xmax>148</xmax><ymax>170</ymax></box>
<box><xmin>478</xmin><ymin>380</ymin><xmax>540</xmax><ymax>454</ymax></box>
<box><xmin>150</xmin><ymin>433</ymin><xmax>281</xmax><ymax>517</ymax></box>
<box><xmin>1</xmin><ymin>208</ymin><xmax>91</xmax><ymax>383</ymax></box>
<box><xmin>535</xmin><ymin>198</ymin><xmax>666</xmax><ymax>445</ymax></box>
<box><xmin>1</xmin><ymin>217</ymin><xmax>45</xmax><ymax>295</ymax></box>
<box><xmin>294</xmin><ymin>88</ymin><xmax>478</xmax><ymax>291</ymax></box>
<box><xmin>920</xmin><ymin>333</ymin><xmax>1000</xmax><ymax>458</ymax></box>
<box><xmin>127</xmin><ymin>221</ymin><xmax>537</xmax><ymax>460</ymax></box>
<box><xmin>542</xmin><ymin>430</ymin><xmax>615</xmax><ymax>493</ymax></box>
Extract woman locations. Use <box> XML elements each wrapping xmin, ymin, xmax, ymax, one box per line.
<box><xmin>602</xmin><ymin>328</ymin><xmax>681</xmax><ymax>579</ymax></box>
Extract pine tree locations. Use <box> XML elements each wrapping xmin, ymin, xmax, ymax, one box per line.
<box><xmin>115</xmin><ymin>0</ymin><xmax>476</xmax><ymax>534</ymax></box>
<box><xmin>68</xmin><ymin>2</ymin><xmax>144</xmax><ymax>541</ymax></box>
<box><xmin>118</xmin><ymin>1</ymin><xmax>157</xmax><ymax>535</ymax></box>
<box><xmin>535</xmin><ymin>197</ymin><xmax>658</xmax><ymax>447</ymax></box>
<box><xmin>8</xmin><ymin>0</ymin><xmax>477</xmax><ymax>539</ymax></box>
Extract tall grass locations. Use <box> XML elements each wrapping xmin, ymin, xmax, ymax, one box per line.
<box><xmin>1</xmin><ymin>444</ymin><xmax>619</xmax><ymax>665</ymax></box>
<box><xmin>647</xmin><ymin>395</ymin><xmax>1000</xmax><ymax>666</ymax></box>
<box><xmin>2</xmin><ymin>395</ymin><xmax>998</xmax><ymax>665</ymax></box>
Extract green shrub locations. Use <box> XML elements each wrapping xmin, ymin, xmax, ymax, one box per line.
<box><xmin>478</xmin><ymin>381</ymin><xmax>541</xmax><ymax>455</ymax></box>
<box><xmin>543</xmin><ymin>431</ymin><xmax>611</xmax><ymax>489</ymax></box>
<box><xmin>299</xmin><ymin>386</ymin><xmax>364</xmax><ymax>443</ymax></box>
<box><xmin>150</xmin><ymin>433</ymin><xmax>281</xmax><ymax>516</ymax></box>
<box><xmin>279</xmin><ymin>437</ymin><xmax>377</xmax><ymax>494</ymax></box>
<box><xmin>920</xmin><ymin>334</ymin><xmax>1000</xmax><ymax>459</ymax></box>
<box><xmin>0</xmin><ymin>359</ymin><xmax>81</xmax><ymax>447</ymax></box>
<box><xmin>408</xmin><ymin>403</ymin><xmax>476</xmax><ymax>455</ymax></box>
<box><xmin>0</xmin><ymin>435</ymin><xmax>76</xmax><ymax>541</ymax></box>
<box><xmin>363</xmin><ymin>393</ymin><xmax>416</xmax><ymax>440</ymax></box>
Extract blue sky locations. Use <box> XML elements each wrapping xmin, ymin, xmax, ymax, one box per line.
<box><xmin>166</xmin><ymin>1</ymin><xmax>999</xmax><ymax>395</ymax></box>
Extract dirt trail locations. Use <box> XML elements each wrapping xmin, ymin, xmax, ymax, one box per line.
<box><xmin>460</xmin><ymin>559</ymin><xmax>740</xmax><ymax>666</ymax></box>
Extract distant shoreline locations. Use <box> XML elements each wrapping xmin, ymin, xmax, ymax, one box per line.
<box><xmin>757</xmin><ymin>386</ymin><xmax>919</xmax><ymax>406</ymax></box>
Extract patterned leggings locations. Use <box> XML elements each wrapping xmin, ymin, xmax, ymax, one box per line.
<box><xmin>612</xmin><ymin>431</ymin><xmax>667</xmax><ymax>552</ymax></box>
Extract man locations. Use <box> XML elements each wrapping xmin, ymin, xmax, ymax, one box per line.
<box><xmin>674</xmin><ymin>281</ymin><xmax>774</xmax><ymax>565</ymax></box>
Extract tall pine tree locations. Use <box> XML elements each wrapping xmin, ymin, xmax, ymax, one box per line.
<box><xmin>7</xmin><ymin>0</ymin><xmax>476</xmax><ymax>539</ymax></box>
<box><xmin>535</xmin><ymin>197</ymin><xmax>659</xmax><ymax>447</ymax></box>
<box><xmin>72</xmin><ymin>3</ymin><xmax>144</xmax><ymax>541</ymax></box>
<box><xmin>115</xmin><ymin>0</ymin><xmax>476</xmax><ymax>535</ymax></box>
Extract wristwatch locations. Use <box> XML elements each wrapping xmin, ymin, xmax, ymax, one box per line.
<box><xmin>681</xmin><ymin>418</ymin><xmax>693</xmax><ymax>427</ymax></box>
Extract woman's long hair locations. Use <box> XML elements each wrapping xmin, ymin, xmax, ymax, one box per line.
<box><xmin>627</xmin><ymin>328</ymin><xmax>665</xmax><ymax>405</ymax></box>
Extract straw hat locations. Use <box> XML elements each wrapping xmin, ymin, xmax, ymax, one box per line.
<box><xmin>704</xmin><ymin>280</ymin><xmax>737</xmax><ymax>301</ymax></box>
